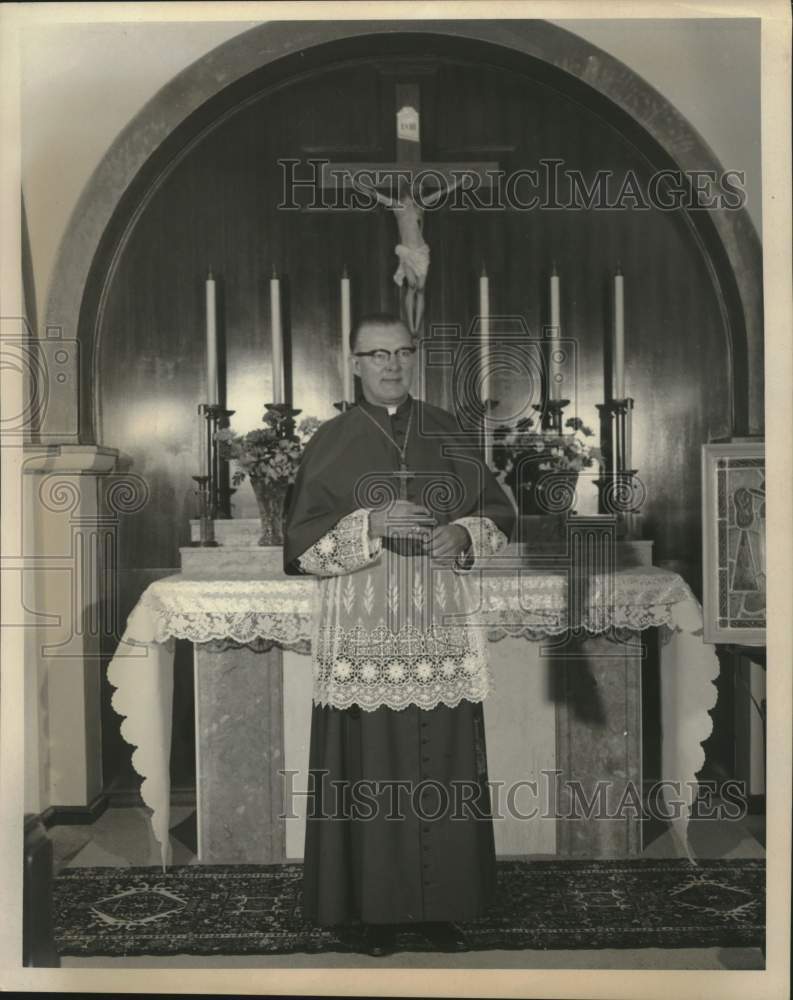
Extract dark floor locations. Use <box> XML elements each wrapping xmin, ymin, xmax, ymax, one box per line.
<box><xmin>49</xmin><ymin>802</ymin><xmax>766</xmax><ymax>970</ymax></box>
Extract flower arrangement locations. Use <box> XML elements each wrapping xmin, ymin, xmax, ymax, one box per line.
<box><xmin>493</xmin><ymin>415</ymin><xmax>603</xmax><ymax>515</ymax></box>
<box><xmin>215</xmin><ymin>409</ymin><xmax>322</xmax><ymax>487</ymax></box>
<box><xmin>493</xmin><ymin>415</ymin><xmax>602</xmax><ymax>477</ymax></box>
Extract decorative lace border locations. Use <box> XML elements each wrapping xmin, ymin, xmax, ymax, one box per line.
<box><xmin>137</xmin><ymin>607</ymin><xmax>688</xmax><ymax>646</ymax></box>
<box><xmin>128</xmin><ymin>572</ymin><xmax>702</xmax><ymax>647</ymax></box>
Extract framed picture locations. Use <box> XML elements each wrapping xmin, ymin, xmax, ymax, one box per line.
<box><xmin>702</xmin><ymin>440</ymin><xmax>766</xmax><ymax>645</ymax></box>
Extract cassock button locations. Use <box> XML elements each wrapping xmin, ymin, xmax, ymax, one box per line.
<box><xmin>422</xmin><ymin>755</ymin><xmax>431</xmax><ymax>763</ymax></box>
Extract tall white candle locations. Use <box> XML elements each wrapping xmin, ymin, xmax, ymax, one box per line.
<box><xmin>341</xmin><ymin>268</ymin><xmax>352</xmax><ymax>403</ymax></box>
<box><xmin>205</xmin><ymin>270</ymin><xmax>218</xmax><ymax>405</ymax></box>
<box><xmin>614</xmin><ymin>267</ymin><xmax>625</xmax><ymax>400</ymax></box>
<box><xmin>270</xmin><ymin>269</ymin><xmax>284</xmax><ymax>405</ymax></box>
<box><xmin>479</xmin><ymin>264</ymin><xmax>492</xmax><ymax>466</ymax></box>
<box><xmin>549</xmin><ymin>265</ymin><xmax>560</xmax><ymax>400</ymax></box>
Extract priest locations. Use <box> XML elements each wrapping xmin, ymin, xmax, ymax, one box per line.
<box><xmin>284</xmin><ymin>313</ymin><xmax>515</xmax><ymax>956</ymax></box>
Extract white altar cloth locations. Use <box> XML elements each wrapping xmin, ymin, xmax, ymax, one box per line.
<box><xmin>107</xmin><ymin>566</ymin><xmax>718</xmax><ymax>867</ymax></box>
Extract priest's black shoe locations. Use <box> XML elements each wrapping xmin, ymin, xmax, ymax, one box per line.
<box><xmin>420</xmin><ymin>921</ymin><xmax>470</xmax><ymax>953</ymax></box>
<box><xmin>361</xmin><ymin>923</ymin><xmax>397</xmax><ymax>958</ymax></box>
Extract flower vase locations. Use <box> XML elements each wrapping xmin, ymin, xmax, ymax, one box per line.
<box><xmin>250</xmin><ymin>478</ymin><xmax>288</xmax><ymax>546</ymax></box>
<box><xmin>519</xmin><ymin>469</ymin><xmax>579</xmax><ymax>516</ymax></box>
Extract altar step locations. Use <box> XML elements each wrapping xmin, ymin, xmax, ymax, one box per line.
<box><xmin>189</xmin><ymin>518</ymin><xmax>268</xmax><ymax>546</ymax></box>
<box><xmin>179</xmin><ymin>548</ymin><xmax>287</xmax><ymax>577</ymax></box>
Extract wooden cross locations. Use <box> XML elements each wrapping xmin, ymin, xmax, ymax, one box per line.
<box><xmin>320</xmin><ymin>83</ymin><xmax>501</xmax><ymax>339</ymax></box>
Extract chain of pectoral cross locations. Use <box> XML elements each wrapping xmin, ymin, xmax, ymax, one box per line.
<box><xmin>359</xmin><ymin>402</ymin><xmax>415</xmax><ymax>501</ymax></box>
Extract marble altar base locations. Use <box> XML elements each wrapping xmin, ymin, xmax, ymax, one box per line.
<box><xmin>554</xmin><ymin>633</ymin><xmax>643</xmax><ymax>857</ymax></box>
<box><xmin>193</xmin><ymin>633</ymin><xmax>645</xmax><ymax>863</ymax></box>
<box><xmin>194</xmin><ymin>642</ymin><xmax>285</xmax><ymax>863</ymax></box>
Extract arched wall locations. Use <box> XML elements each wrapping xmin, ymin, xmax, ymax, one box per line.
<box><xmin>45</xmin><ymin>18</ymin><xmax>763</xmax><ymax>446</ymax></box>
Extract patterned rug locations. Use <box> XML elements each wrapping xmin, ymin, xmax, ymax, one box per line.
<box><xmin>53</xmin><ymin>859</ymin><xmax>765</xmax><ymax>957</ymax></box>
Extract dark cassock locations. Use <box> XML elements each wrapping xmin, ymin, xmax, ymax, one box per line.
<box><xmin>284</xmin><ymin>394</ymin><xmax>515</xmax><ymax>928</ymax></box>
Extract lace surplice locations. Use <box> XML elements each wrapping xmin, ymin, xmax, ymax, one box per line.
<box><xmin>297</xmin><ymin>509</ymin><xmax>508</xmax><ymax>712</ymax></box>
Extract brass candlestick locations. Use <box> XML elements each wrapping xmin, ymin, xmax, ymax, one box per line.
<box><xmin>481</xmin><ymin>397</ymin><xmax>499</xmax><ymax>466</ymax></box>
<box><xmin>595</xmin><ymin>397</ymin><xmax>643</xmax><ymax>537</ymax></box>
<box><xmin>264</xmin><ymin>402</ymin><xmax>302</xmax><ymax>427</ymax></box>
<box><xmin>599</xmin><ymin>397</ymin><xmax>633</xmax><ymax>474</ymax></box>
<box><xmin>191</xmin><ymin>475</ymin><xmax>218</xmax><ymax>546</ymax></box>
<box><xmin>199</xmin><ymin>402</ymin><xmax>237</xmax><ymax>519</ymax></box>
<box><xmin>533</xmin><ymin>398</ymin><xmax>570</xmax><ymax>434</ymax></box>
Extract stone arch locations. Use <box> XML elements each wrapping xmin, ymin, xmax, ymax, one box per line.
<box><xmin>45</xmin><ymin>19</ymin><xmax>762</xmax><ymax>442</ymax></box>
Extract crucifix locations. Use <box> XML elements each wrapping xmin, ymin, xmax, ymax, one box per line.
<box><xmin>320</xmin><ymin>83</ymin><xmax>501</xmax><ymax>341</ymax></box>
<box><xmin>394</xmin><ymin>466</ymin><xmax>414</xmax><ymax>503</ymax></box>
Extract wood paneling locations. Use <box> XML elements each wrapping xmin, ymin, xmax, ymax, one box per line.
<box><xmin>94</xmin><ymin>49</ymin><xmax>733</xmax><ymax>791</ymax></box>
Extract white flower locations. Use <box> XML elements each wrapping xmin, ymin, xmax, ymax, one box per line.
<box><xmin>387</xmin><ymin>660</ymin><xmax>406</xmax><ymax>682</ymax></box>
<box><xmin>333</xmin><ymin>659</ymin><xmax>352</xmax><ymax>680</ymax></box>
<box><xmin>317</xmin><ymin>536</ymin><xmax>335</xmax><ymax>555</ymax></box>
<box><xmin>441</xmin><ymin>658</ymin><xmax>458</xmax><ymax>677</ymax></box>
<box><xmin>361</xmin><ymin>661</ymin><xmax>378</xmax><ymax>683</ymax></box>
<box><xmin>416</xmin><ymin>659</ymin><xmax>433</xmax><ymax>681</ymax></box>
<box><xmin>462</xmin><ymin>656</ymin><xmax>479</xmax><ymax>674</ymax></box>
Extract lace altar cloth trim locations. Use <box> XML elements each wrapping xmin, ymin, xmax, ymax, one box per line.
<box><xmin>129</xmin><ymin>567</ymin><xmax>698</xmax><ymax>647</ymax></box>
<box><xmin>129</xmin><ymin>576</ymin><xmax>317</xmax><ymax>646</ymax></box>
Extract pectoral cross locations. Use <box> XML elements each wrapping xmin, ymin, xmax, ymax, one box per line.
<box><xmin>394</xmin><ymin>462</ymin><xmax>414</xmax><ymax>502</ymax></box>
<box><xmin>317</xmin><ymin>82</ymin><xmax>503</xmax><ymax>339</ymax></box>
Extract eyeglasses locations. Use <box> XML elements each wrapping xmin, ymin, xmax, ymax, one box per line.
<box><xmin>353</xmin><ymin>347</ymin><xmax>417</xmax><ymax>367</ymax></box>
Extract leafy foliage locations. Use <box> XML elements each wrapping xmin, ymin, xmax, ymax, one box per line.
<box><xmin>215</xmin><ymin>410</ymin><xmax>322</xmax><ymax>486</ymax></box>
<box><xmin>493</xmin><ymin>415</ymin><xmax>603</xmax><ymax>484</ymax></box>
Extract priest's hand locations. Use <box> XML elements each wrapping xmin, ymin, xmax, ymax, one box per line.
<box><xmin>426</xmin><ymin>523</ymin><xmax>472</xmax><ymax>561</ymax></box>
<box><xmin>369</xmin><ymin>501</ymin><xmax>435</xmax><ymax>540</ymax></box>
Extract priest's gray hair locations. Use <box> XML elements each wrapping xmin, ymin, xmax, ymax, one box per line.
<box><xmin>350</xmin><ymin>313</ymin><xmax>413</xmax><ymax>352</ymax></box>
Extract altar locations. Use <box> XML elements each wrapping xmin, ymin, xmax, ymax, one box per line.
<box><xmin>103</xmin><ymin>76</ymin><xmax>721</xmax><ymax>875</ymax></box>
<box><xmin>106</xmin><ymin>520</ymin><xmax>718</xmax><ymax>870</ymax></box>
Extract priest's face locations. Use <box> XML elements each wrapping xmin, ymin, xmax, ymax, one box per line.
<box><xmin>352</xmin><ymin>321</ymin><xmax>416</xmax><ymax>406</ymax></box>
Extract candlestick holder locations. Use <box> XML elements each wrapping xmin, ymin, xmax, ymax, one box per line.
<box><xmin>481</xmin><ymin>397</ymin><xmax>499</xmax><ymax>465</ymax></box>
<box><xmin>593</xmin><ymin>469</ymin><xmax>644</xmax><ymax>539</ymax></box>
<box><xmin>264</xmin><ymin>402</ymin><xmax>302</xmax><ymax>423</ymax></box>
<box><xmin>191</xmin><ymin>475</ymin><xmax>218</xmax><ymax>546</ymax></box>
<box><xmin>263</xmin><ymin>402</ymin><xmax>302</xmax><ymax>454</ymax></box>
<box><xmin>595</xmin><ymin>398</ymin><xmax>643</xmax><ymax>538</ymax></box>
<box><xmin>533</xmin><ymin>398</ymin><xmax>570</xmax><ymax>434</ymax></box>
<box><xmin>597</xmin><ymin>398</ymin><xmax>634</xmax><ymax>475</ymax></box>
<box><xmin>200</xmin><ymin>402</ymin><xmax>237</xmax><ymax>519</ymax></box>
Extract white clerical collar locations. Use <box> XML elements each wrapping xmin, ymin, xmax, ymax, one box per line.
<box><xmin>360</xmin><ymin>395</ymin><xmax>412</xmax><ymax>418</ymax></box>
